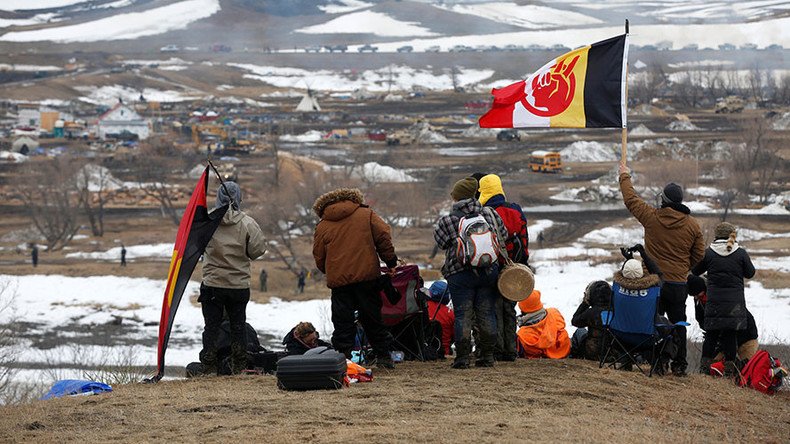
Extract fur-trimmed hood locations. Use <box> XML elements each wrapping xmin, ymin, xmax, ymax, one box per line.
<box><xmin>613</xmin><ymin>270</ymin><xmax>660</xmax><ymax>290</ymax></box>
<box><xmin>313</xmin><ymin>188</ymin><xmax>364</xmax><ymax>218</ymax></box>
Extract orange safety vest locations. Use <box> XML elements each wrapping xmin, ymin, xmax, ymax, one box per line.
<box><xmin>516</xmin><ymin>307</ymin><xmax>571</xmax><ymax>359</ymax></box>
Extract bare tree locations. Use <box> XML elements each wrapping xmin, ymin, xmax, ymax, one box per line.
<box><xmin>73</xmin><ymin>163</ymin><xmax>118</xmax><ymax>237</ymax></box>
<box><xmin>746</xmin><ymin>65</ymin><xmax>765</xmax><ymax>103</ymax></box>
<box><xmin>16</xmin><ymin>157</ymin><xmax>80</xmax><ymax>251</ymax></box>
<box><xmin>131</xmin><ymin>138</ymin><xmax>191</xmax><ymax>225</ymax></box>
<box><xmin>0</xmin><ymin>279</ymin><xmax>18</xmax><ymax>403</ymax></box>
<box><xmin>731</xmin><ymin>117</ymin><xmax>783</xmax><ymax>204</ymax></box>
<box><xmin>632</xmin><ymin>64</ymin><xmax>666</xmax><ymax>105</ymax></box>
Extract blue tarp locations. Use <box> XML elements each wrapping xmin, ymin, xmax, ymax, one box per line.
<box><xmin>41</xmin><ymin>380</ymin><xmax>112</xmax><ymax>400</ymax></box>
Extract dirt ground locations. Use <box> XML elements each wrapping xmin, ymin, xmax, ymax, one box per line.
<box><xmin>0</xmin><ymin>359</ymin><xmax>788</xmax><ymax>443</ymax></box>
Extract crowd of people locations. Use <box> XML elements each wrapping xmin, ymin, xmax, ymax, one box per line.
<box><xmin>193</xmin><ymin>164</ymin><xmax>765</xmax><ymax>383</ymax></box>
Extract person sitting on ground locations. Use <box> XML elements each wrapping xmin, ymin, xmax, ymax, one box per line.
<box><xmin>691</xmin><ymin>222</ymin><xmax>756</xmax><ymax>378</ymax></box>
<box><xmin>516</xmin><ymin>290</ymin><xmax>571</xmax><ymax>359</ymax></box>
<box><xmin>426</xmin><ymin>281</ymin><xmax>455</xmax><ymax>358</ymax></box>
<box><xmin>687</xmin><ymin>275</ymin><xmax>758</xmax><ymax>373</ymax></box>
<box><xmin>283</xmin><ymin>322</ymin><xmax>331</xmax><ymax>356</ymax></box>
<box><xmin>570</xmin><ymin>280</ymin><xmax>612</xmax><ymax>361</ymax></box>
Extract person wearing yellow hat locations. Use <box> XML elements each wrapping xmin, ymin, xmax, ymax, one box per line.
<box><xmin>477</xmin><ymin>174</ymin><xmax>530</xmax><ymax>362</ymax></box>
<box><xmin>515</xmin><ymin>290</ymin><xmax>571</xmax><ymax>359</ymax></box>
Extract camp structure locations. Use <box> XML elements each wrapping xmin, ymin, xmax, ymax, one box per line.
<box><xmin>12</xmin><ymin>136</ymin><xmax>39</xmax><ymax>155</ymax></box>
<box><xmin>96</xmin><ymin>103</ymin><xmax>151</xmax><ymax>140</ymax></box>
<box><xmin>296</xmin><ymin>89</ymin><xmax>321</xmax><ymax>112</ymax></box>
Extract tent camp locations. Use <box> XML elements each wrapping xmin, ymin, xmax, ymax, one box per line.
<box><xmin>296</xmin><ymin>90</ymin><xmax>321</xmax><ymax>112</ymax></box>
<box><xmin>12</xmin><ymin>136</ymin><xmax>39</xmax><ymax>155</ymax></box>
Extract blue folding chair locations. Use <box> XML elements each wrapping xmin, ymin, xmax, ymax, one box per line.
<box><xmin>599</xmin><ymin>282</ymin><xmax>689</xmax><ymax>377</ymax></box>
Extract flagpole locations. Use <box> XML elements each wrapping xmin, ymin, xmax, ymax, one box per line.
<box><xmin>622</xmin><ymin>19</ymin><xmax>629</xmax><ymax>165</ymax></box>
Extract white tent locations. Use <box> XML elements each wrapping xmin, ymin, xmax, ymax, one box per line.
<box><xmin>296</xmin><ymin>90</ymin><xmax>321</xmax><ymax>112</ymax></box>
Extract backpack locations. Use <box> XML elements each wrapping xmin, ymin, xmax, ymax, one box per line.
<box><xmin>455</xmin><ymin>210</ymin><xmax>500</xmax><ymax>268</ymax></box>
<box><xmin>737</xmin><ymin>350</ymin><xmax>787</xmax><ymax>395</ymax></box>
<box><xmin>491</xmin><ymin>203</ymin><xmax>529</xmax><ymax>264</ymax></box>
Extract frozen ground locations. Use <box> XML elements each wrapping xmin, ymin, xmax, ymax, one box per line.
<box><xmin>0</xmin><ymin>0</ymin><xmax>220</xmax><ymax>42</ymax></box>
<box><xmin>296</xmin><ymin>10</ymin><xmax>437</xmax><ymax>37</ymax></box>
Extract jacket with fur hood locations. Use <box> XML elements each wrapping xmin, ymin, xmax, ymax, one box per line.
<box><xmin>203</xmin><ymin>207</ymin><xmax>266</xmax><ymax>289</ymax></box>
<box><xmin>619</xmin><ymin>173</ymin><xmax>705</xmax><ymax>283</ymax></box>
<box><xmin>312</xmin><ymin>188</ymin><xmax>397</xmax><ymax>289</ymax></box>
<box><xmin>691</xmin><ymin>239</ymin><xmax>755</xmax><ymax>331</ymax></box>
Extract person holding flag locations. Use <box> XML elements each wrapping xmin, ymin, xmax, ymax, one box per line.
<box><xmin>198</xmin><ymin>182</ymin><xmax>266</xmax><ymax>375</ymax></box>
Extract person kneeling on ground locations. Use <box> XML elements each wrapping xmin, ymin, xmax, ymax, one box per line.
<box><xmin>687</xmin><ymin>275</ymin><xmax>758</xmax><ymax>374</ymax></box>
<box><xmin>426</xmin><ymin>281</ymin><xmax>455</xmax><ymax>359</ymax></box>
<box><xmin>570</xmin><ymin>281</ymin><xmax>612</xmax><ymax>361</ymax></box>
<box><xmin>691</xmin><ymin>222</ymin><xmax>756</xmax><ymax>378</ymax></box>
<box><xmin>516</xmin><ymin>290</ymin><xmax>570</xmax><ymax>359</ymax></box>
<box><xmin>199</xmin><ymin>182</ymin><xmax>266</xmax><ymax>376</ymax></box>
<box><xmin>283</xmin><ymin>322</ymin><xmax>331</xmax><ymax>356</ymax></box>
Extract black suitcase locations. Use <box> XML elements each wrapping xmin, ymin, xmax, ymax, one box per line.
<box><xmin>276</xmin><ymin>347</ymin><xmax>347</xmax><ymax>391</ymax></box>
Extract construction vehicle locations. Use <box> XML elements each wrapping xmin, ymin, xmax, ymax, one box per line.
<box><xmin>528</xmin><ymin>151</ymin><xmax>562</xmax><ymax>173</ymax></box>
<box><xmin>191</xmin><ymin>124</ymin><xmax>227</xmax><ymax>145</ymax></box>
<box><xmin>715</xmin><ymin>96</ymin><xmax>744</xmax><ymax>114</ymax></box>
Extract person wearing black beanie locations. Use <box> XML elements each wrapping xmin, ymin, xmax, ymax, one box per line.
<box><xmin>617</xmin><ymin>162</ymin><xmax>705</xmax><ymax>376</ymax></box>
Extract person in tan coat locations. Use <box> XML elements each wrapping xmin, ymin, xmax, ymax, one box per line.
<box><xmin>313</xmin><ymin>188</ymin><xmax>398</xmax><ymax>368</ymax></box>
<box><xmin>618</xmin><ymin>162</ymin><xmax>705</xmax><ymax>375</ymax></box>
<box><xmin>200</xmin><ymin>182</ymin><xmax>266</xmax><ymax>375</ymax></box>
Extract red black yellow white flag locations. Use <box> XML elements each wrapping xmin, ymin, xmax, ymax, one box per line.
<box><xmin>151</xmin><ymin>166</ymin><xmax>227</xmax><ymax>381</ymax></box>
<box><xmin>479</xmin><ymin>34</ymin><xmax>629</xmax><ymax>129</ymax></box>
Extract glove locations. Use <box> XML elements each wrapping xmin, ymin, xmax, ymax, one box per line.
<box><xmin>620</xmin><ymin>247</ymin><xmax>634</xmax><ymax>260</ymax></box>
<box><xmin>631</xmin><ymin>244</ymin><xmax>645</xmax><ymax>255</ymax></box>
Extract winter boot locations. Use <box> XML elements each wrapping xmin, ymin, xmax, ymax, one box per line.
<box><xmin>230</xmin><ymin>343</ymin><xmax>248</xmax><ymax>375</ymax></box>
<box><xmin>199</xmin><ymin>349</ymin><xmax>218</xmax><ymax>376</ymax></box>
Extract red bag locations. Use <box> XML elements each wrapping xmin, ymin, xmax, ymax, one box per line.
<box><xmin>379</xmin><ymin>265</ymin><xmax>423</xmax><ymax>327</ymax></box>
<box><xmin>737</xmin><ymin>350</ymin><xmax>787</xmax><ymax>395</ymax></box>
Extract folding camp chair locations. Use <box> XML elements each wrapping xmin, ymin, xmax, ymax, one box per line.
<box><xmin>599</xmin><ymin>283</ymin><xmax>689</xmax><ymax>377</ymax></box>
<box><xmin>379</xmin><ymin>265</ymin><xmax>429</xmax><ymax>361</ymax></box>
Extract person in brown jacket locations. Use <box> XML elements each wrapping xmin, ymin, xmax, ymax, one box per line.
<box><xmin>312</xmin><ymin>188</ymin><xmax>398</xmax><ymax>368</ymax></box>
<box><xmin>618</xmin><ymin>162</ymin><xmax>705</xmax><ymax>375</ymax></box>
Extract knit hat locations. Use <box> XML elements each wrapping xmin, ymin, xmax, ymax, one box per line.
<box><xmin>714</xmin><ymin>222</ymin><xmax>736</xmax><ymax>240</ymax></box>
<box><xmin>518</xmin><ymin>289</ymin><xmax>543</xmax><ymax>314</ymax></box>
<box><xmin>478</xmin><ymin>174</ymin><xmax>505</xmax><ymax>205</ymax></box>
<box><xmin>451</xmin><ymin>177</ymin><xmax>478</xmax><ymax>201</ymax></box>
<box><xmin>622</xmin><ymin>259</ymin><xmax>644</xmax><ymax>279</ymax></box>
<box><xmin>687</xmin><ymin>275</ymin><xmax>706</xmax><ymax>296</ymax></box>
<box><xmin>216</xmin><ymin>181</ymin><xmax>241</xmax><ymax>209</ymax></box>
<box><xmin>660</xmin><ymin>183</ymin><xmax>683</xmax><ymax>204</ymax></box>
<box><xmin>428</xmin><ymin>281</ymin><xmax>450</xmax><ymax>305</ymax></box>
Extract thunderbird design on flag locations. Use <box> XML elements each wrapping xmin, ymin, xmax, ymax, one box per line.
<box><xmin>479</xmin><ymin>34</ymin><xmax>629</xmax><ymax>129</ymax></box>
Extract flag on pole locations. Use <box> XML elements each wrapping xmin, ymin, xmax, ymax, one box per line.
<box><xmin>479</xmin><ymin>34</ymin><xmax>629</xmax><ymax>129</ymax></box>
<box><xmin>151</xmin><ymin>166</ymin><xmax>227</xmax><ymax>382</ymax></box>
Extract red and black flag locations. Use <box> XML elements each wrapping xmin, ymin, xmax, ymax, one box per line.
<box><xmin>479</xmin><ymin>34</ymin><xmax>629</xmax><ymax>129</ymax></box>
<box><xmin>151</xmin><ymin>165</ymin><xmax>227</xmax><ymax>382</ymax></box>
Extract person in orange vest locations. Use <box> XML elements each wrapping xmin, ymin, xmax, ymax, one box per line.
<box><xmin>516</xmin><ymin>290</ymin><xmax>570</xmax><ymax>359</ymax></box>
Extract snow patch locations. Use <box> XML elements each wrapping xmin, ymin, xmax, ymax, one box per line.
<box><xmin>349</xmin><ymin>162</ymin><xmax>417</xmax><ymax>183</ymax></box>
<box><xmin>65</xmin><ymin>243</ymin><xmax>172</xmax><ymax>261</ymax></box>
<box><xmin>1</xmin><ymin>0</ymin><xmax>220</xmax><ymax>42</ymax></box>
<box><xmin>559</xmin><ymin>141</ymin><xmax>618</xmax><ymax>162</ymax></box>
<box><xmin>297</xmin><ymin>11</ymin><xmax>437</xmax><ymax>37</ymax></box>
<box><xmin>433</xmin><ymin>2</ymin><xmax>602</xmax><ymax>29</ymax></box>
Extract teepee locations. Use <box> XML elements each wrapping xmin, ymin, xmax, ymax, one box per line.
<box><xmin>296</xmin><ymin>89</ymin><xmax>321</xmax><ymax>112</ymax></box>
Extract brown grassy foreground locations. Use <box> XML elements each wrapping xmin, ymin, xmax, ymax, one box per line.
<box><xmin>1</xmin><ymin>359</ymin><xmax>788</xmax><ymax>443</ymax></box>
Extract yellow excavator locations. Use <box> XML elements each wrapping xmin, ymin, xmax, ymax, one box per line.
<box><xmin>191</xmin><ymin>124</ymin><xmax>228</xmax><ymax>145</ymax></box>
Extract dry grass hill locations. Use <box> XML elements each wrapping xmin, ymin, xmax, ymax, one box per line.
<box><xmin>0</xmin><ymin>359</ymin><xmax>788</xmax><ymax>443</ymax></box>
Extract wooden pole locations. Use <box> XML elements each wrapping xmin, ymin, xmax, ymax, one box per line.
<box><xmin>621</xmin><ymin>19</ymin><xmax>630</xmax><ymax>165</ymax></box>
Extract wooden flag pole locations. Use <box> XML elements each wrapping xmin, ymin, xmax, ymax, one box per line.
<box><xmin>622</xmin><ymin>19</ymin><xmax>630</xmax><ymax>165</ymax></box>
